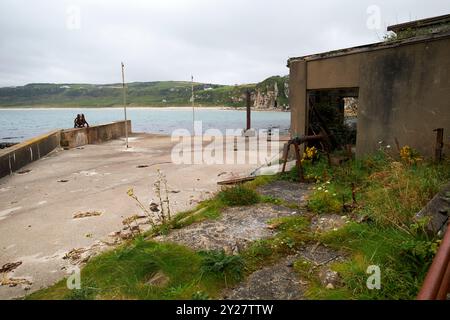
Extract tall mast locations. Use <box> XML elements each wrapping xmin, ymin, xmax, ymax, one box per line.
<box><xmin>121</xmin><ymin>62</ymin><xmax>129</xmax><ymax>148</ymax></box>
<box><xmin>191</xmin><ymin>75</ymin><xmax>195</xmax><ymax>135</ymax></box>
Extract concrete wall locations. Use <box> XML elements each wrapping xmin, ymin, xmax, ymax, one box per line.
<box><xmin>357</xmin><ymin>37</ymin><xmax>450</xmax><ymax>157</ymax></box>
<box><xmin>0</xmin><ymin>120</ymin><xmax>132</xmax><ymax>178</ymax></box>
<box><xmin>306</xmin><ymin>54</ymin><xmax>361</xmax><ymax>90</ymax></box>
<box><xmin>0</xmin><ymin>130</ymin><xmax>61</xmax><ymax>179</ymax></box>
<box><xmin>60</xmin><ymin>120</ymin><xmax>131</xmax><ymax>149</ymax></box>
<box><xmin>289</xmin><ymin>60</ymin><xmax>307</xmax><ymax>137</ymax></box>
<box><xmin>289</xmin><ymin>34</ymin><xmax>450</xmax><ymax>158</ymax></box>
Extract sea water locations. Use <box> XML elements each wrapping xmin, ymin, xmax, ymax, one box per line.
<box><xmin>0</xmin><ymin>108</ymin><xmax>290</xmax><ymax>143</ymax></box>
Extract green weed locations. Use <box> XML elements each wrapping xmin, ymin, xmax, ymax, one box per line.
<box><xmin>218</xmin><ymin>185</ymin><xmax>260</xmax><ymax>206</ymax></box>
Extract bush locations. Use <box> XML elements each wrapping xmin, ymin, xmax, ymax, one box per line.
<box><xmin>218</xmin><ymin>185</ymin><xmax>260</xmax><ymax>206</ymax></box>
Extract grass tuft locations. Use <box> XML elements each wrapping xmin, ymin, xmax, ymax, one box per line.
<box><xmin>218</xmin><ymin>185</ymin><xmax>260</xmax><ymax>206</ymax></box>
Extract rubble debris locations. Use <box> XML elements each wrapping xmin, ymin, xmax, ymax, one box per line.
<box><xmin>149</xmin><ymin>202</ymin><xmax>160</xmax><ymax>213</ymax></box>
<box><xmin>17</xmin><ymin>169</ymin><xmax>32</xmax><ymax>175</ymax></box>
<box><xmin>318</xmin><ymin>268</ymin><xmax>341</xmax><ymax>288</ymax></box>
<box><xmin>0</xmin><ymin>261</ymin><xmax>22</xmax><ymax>274</ymax></box>
<box><xmin>108</xmin><ymin>231</ymin><xmax>121</xmax><ymax>237</ymax></box>
<box><xmin>415</xmin><ymin>182</ymin><xmax>450</xmax><ymax>234</ymax></box>
<box><xmin>0</xmin><ymin>276</ymin><xmax>32</xmax><ymax>288</ymax></box>
<box><xmin>73</xmin><ymin>211</ymin><xmax>103</xmax><ymax>219</ymax></box>
<box><xmin>63</xmin><ymin>248</ymin><xmax>89</xmax><ymax>263</ymax></box>
<box><xmin>119</xmin><ymin>231</ymin><xmax>135</xmax><ymax>240</ymax></box>
<box><xmin>217</xmin><ymin>176</ymin><xmax>256</xmax><ymax>185</ymax></box>
<box><xmin>122</xmin><ymin>215</ymin><xmax>140</xmax><ymax>226</ymax></box>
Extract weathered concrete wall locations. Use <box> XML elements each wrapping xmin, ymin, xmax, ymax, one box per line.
<box><xmin>0</xmin><ymin>130</ymin><xmax>61</xmax><ymax>179</ymax></box>
<box><xmin>289</xmin><ymin>60</ymin><xmax>307</xmax><ymax>137</ymax></box>
<box><xmin>60</xmin><ymin>120</ymin><xmax>132</xmax><ymax>149</ymax></box>
<box><xmin>307</xmin><ymin>54</ymin><xmax>361</xmax><ymax>90</ymax></box>
<box><xmin>0</xmin><ymin>120</ymin><xmax>132</xmax><ymax>178</ymax></box>
<box><xmin>289</xmin><ymin>34</ymin><xmax>450</xmax><ymax>158</ymax></box>
<box><xmin>357</xmin><ymin>37</ymin><xmax>450</xmax><ymax>157</ymax></box>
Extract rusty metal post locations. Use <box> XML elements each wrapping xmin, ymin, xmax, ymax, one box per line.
<box><xmin>293</xmin><ymin>143</ymin><xmax>305</xmax><ymax>182</ymax></box>
<box><xmin>246</xmin><ymin>90</ymin><xmax>251</xmax><ymax>131</ymax></box>
<box><xmin>436</xmin><ymin>263</ymin><xmax>450</xmax><ymax>299</ymax></box>
<box><xmin>433</xmin><ymin>128</ymin><xmax>444</xmax><ymax>162</ymax></box>
<box><xmin>417</xmin><ymin>225</ymin><xmax>450</xmax><ymax>300</ymax></box>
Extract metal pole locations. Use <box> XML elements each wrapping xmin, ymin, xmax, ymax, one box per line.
<box><xmin>246</xmin><ymin>89</ymin><xmax>251</xmax><ymax>131</ymax></box>
<box><xmin>191</xmin><ymin>75</ymin><xmax>195</xmax><ymax>136</ymax></box>
<box><xmin>433</xmin><ymin>128</ymin><xmax>444</xmax><ymax>162</ymax></box>
<box><xmin>121</xmin><ymin>62</ymin><xmax>129</xmax><ymax>148</ymax></box>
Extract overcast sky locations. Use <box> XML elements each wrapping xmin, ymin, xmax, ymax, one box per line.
<box><xmin>0</xmin><ymin>0</ymin><xmax>448</xmax><ymax>87</ymax></box>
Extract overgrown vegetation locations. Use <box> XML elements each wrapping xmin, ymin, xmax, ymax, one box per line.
<box><xmin>27</xmin><ymin>148</ymin><xmax>449</xmax><ymax>300</ymax></box>
<box><xmin>296</xmin><ymin>149</ymin><xmax>450</xmax><ymax>299</ymax></box>
<box><xmin>383</xmin><ymin>21</ymin><xmax>450</xmax><ymax>42</ymax></box>
<box><xmin>27</xmin><ymin>179</ymin><xmax>272</xmax><ymax>300</ymax></box>
<box><xmin>27</xmin><ymin>238</ymin><xmax>243</xmax><ymax>300</ymax></box>
<box><xmin>218</xmin><ymin>185</ymin><xmax>260</xmax><ymax>206</ymax></box>
<box><xmin>199</xmin><ymin>250</ymin><xmax>245</xmax><ymax>286</ymax></box>
<box><xmin>241</xmin><ymin>215</ymin><xmax>312</xmax><ymax>273</ymax></box>
<box><xmin>145</xmin><ymin>178</ymin><xmax>270</xmax><ymax>237</ymax></box>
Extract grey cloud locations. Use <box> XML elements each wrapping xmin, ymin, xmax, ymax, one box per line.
<box><xmin>0</xmin><ymin>0</ymin><xmax>448</xmax><ymax>86</ymax></box>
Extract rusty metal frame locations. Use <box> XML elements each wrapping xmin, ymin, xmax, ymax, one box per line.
<box><xmin>417</xmin><ymin>225</ymin><xmax>450</xmax><ymax>300</ymax></box>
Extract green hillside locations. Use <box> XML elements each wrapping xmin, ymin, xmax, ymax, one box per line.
<box><xmin>0</xmin><ymin>76</ymin><xmax>288</xmax><ymax>108</ymax></box>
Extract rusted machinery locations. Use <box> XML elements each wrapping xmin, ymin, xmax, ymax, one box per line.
<box><xmin>417</xmin><ymin>225</ymin><xmax>450</xmax><ymax>300</ymax></box>
<box><xmin>281</xmin><ymin>133</ymin><xmax>331</xmax><ymax>182</ymax></box>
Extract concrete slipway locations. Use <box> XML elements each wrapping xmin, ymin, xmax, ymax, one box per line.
<box><xmin>0</xmin><ymin>133</ymin><xmax>282</xmax><ymax>299</ymax></box>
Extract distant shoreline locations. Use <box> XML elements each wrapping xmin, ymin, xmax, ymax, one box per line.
<box><xmin>0</xmin><ymin>105</ymin><xmax>289</xmax><ymax>112</ymax></box>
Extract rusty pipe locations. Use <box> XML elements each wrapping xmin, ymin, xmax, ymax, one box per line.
<box><xmin>417</xmin><ymin>226</ymin><xmax>450</xmax><ymax>300</ymax></box>
<box><xmin>436</xmin><ymin>261</ymin><xmax>450</xmax><ymax>299</ymax></box>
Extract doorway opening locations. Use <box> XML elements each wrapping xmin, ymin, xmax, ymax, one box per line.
<box><xmin>306</xmin><ymin>88</ymin><xmax>359</xmax><ymax>155</ymax></box>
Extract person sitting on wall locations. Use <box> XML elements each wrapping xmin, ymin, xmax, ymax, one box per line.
<box><xmin>80</xmin><ymin>114</ymin><xmax>89</xmax><ymax>128</ymax></box>
<box><xmin>74</xmin><ymin>114</ymin><xmax>82</xmax><ymax>128</ymax></box>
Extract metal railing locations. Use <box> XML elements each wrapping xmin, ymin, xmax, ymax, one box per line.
<box><xmin>417</xmin><ymin>225</ymin><xmax>450</xmax><ymax>300</ymax></box>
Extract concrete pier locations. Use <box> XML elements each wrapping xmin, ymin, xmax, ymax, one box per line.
<box><xmin>0</xmin><ymin>120</ymin><xmax>131</xmax><ymax>178</ymax></box>
<box><xmin>0</xmin><ymin>132</ymin><xmax>281</xmax><ymax>299</ymax></box>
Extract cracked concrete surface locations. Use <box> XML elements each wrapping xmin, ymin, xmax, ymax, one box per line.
<box><xmin>224</xmin><ymin>244</ymin><xmax>344</xmax><ymax>300</ymax></box>
<box><xmin>0</xmin><ymin>133</ymin><xmax>274</xmax><ymax>299</ymax></box>
<box><xmin>223</xmin><ymin>255</ymin><xmax>307</xmax><ymax>300</ymax></box>
<box><xmin>155</xmin><ymin>204</ymin><xmax>298</xmax><ymax>253</ymax></box>
<box><xmin>257</xmin><ymin>180</ymin><xmax>312</xmax><ymax>205</ymax></box>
